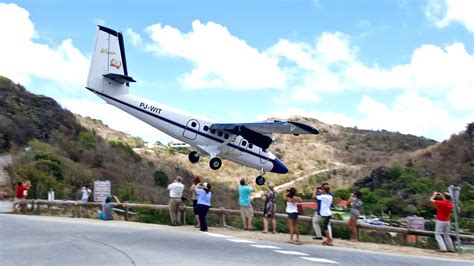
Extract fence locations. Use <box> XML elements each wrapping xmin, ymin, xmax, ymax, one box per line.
<box><xmin>18</xmin><ymin>199</ymin><xmax>474</xmax><ymax>241</ymax></box>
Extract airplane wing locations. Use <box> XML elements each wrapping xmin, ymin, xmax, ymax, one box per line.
<box><xmin>210</xmin><ymin>121</ymin><xmax>319</xmax><ymax>150</ymax></box>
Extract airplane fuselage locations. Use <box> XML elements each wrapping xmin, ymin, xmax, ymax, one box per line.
<box><xmin>87</xmin><ymin>88</ymin><xmax>288</xmax><ymax>174</ymax></box>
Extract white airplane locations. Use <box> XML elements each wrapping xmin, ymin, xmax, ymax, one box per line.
<box><xmin>86</xmin><ymin>26</ymin><xmax>320</xmax><ymax>185</ymax></box>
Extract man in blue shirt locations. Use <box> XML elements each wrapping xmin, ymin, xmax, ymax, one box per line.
<box><xmin>238</xmin><ymin>179</ymin><xmax>254</xmax><ymax>230</ymax></box>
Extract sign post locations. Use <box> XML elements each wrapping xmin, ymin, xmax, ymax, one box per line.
<box><xmin>406</xmin><ymin>216</ymin><xmax>425</xmax><ymax>244</ymax></box>
<box><xmin>94</xmin><ymin>180</ymin><xmax>111</xmax><ymax>202</ymax></box>
<box><xmin>448</xmin><ymin>185</ymin><xmax>461</xmax><ymax>250</ymax></box>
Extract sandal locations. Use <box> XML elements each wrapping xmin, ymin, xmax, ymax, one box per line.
<box><xmin>322</xmin><ymin>241</ymin><xmax>334</xmax><ymax>246</ymax></box>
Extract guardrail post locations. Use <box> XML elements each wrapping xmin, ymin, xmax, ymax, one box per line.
<box><xmin>31</xmin><ymin>200</ymin><xmax>35</xmax><ymax>214</ymax></box>
<box><xmin>75</xmin><ymin>203</ymin><xmax>80</xmax><ymax>218</ymax></box>
<box><xmin>124</xmin><ymin>204</ymin><xmax>129</xmax><ymax>221</ymax></box>
<box><xmin>220</xmin><ymin>207</ymin><xmax>226</xmax><ymax>227</ymax></box>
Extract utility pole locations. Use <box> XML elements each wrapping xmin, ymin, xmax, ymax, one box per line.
<box><xmin>448</xmin><ymin>185</ymin><xmax>461</xmax><ymax>252</ymax></box>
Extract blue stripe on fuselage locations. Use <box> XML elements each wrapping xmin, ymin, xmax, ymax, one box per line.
<box><xmin>85</xmin><ymin>88</ymin><xmax>274</xmax><ymax>162</ymax></box>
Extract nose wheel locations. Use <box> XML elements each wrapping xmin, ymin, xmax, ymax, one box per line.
<box><xmin>256</xmin><ymin>175</ymin><xmax>265</xmax><ymax>186</ymax></box>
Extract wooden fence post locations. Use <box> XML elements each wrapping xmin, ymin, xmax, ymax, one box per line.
<box><xmin>124</xmin><ymin>204</ymin><xmax>129</xmax><ymax>221</ymax></box>
<box><xmin>220</xmin><ymin>207</ymin><xmax>226</xmax><ymax>227</ymax></box>
<box><xmin>75</xmin><ymin>203</ymin><xmax>80</xmax><ymax>218</ymax></box>
<box><xmin>31</xmin><ymin>200</ymin><xmax>35</xmax><ymax>214</ymax></box>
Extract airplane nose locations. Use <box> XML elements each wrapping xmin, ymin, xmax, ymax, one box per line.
<box><xmin>271</xmin><ymin>158</ymin><xmax>289</xmax><ymax>174</ymax></box>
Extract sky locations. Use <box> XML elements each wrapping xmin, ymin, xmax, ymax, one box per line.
<box><xmin>0</xmin><ymin>0</ymin><xmax>473</xmax><ymax>144</ymax></box>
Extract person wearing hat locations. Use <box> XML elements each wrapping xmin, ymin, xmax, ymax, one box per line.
<box><xmin>196</xmin><ymin>182</ymin><xmax>212</xmax><ymax>232</ymax></box>
<box><xmin>430</xmin><ymin>191</ymin><xmax>454</xmax><ymax>252</ymax></box>
<box><xmin>262</xmin><ymin>182</ymin><xmax>277</xmax><ymax>234</ymax></box>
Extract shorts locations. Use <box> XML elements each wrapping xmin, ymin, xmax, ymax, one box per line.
<box><xmin>321</xmin><ymin>215</ymin><xmax>331</xmax><ymax>231</ymax></box>
<box><xmin>240</xmin><ymin>206</ymin><xmax>254</xmax><ymax>218</ymax></box>
<box><xmin>287</xmin><ymin>212</ymin><xmax>298</xmax><ymax>220</ymax></box>
<box><xmin>193</xmin><ymin>200</ymin><xmax>198</xmax><ymax>215</ymax></box>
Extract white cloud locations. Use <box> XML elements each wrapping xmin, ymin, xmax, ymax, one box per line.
<box><xmin>269</xmin><ymin>32</ymin><xmax>474</xmax><ymax>103</ymax></box>
<box><xmin>145</xmin><ymin>20</ymin><xmax>286</xmax><ymax>90</ymax></box>
<box><xmin>426</xmin><ymin>0</ymin><xmax>474</xmax><ymax>32</ymax></box>
<box><xmin>126</xmin><ymin>28</ymin><xmax>142</xmax><ymax>46</ymax></box>
<box><xmin>58</xmin><ymin>98</ymin><xmax>172</xmax><ymax>144</ymax></box>
<box><xmin>0</xmin><ymin>3</ymin><xmax>89</xmax><ymax>88</ymax></box>
<box><xmin>356</xmin><ymin>92</ymin><xmax>472</xmax><ymax>140</ymax></box>
<box><xmin>447</xmin><ymin>87</ymin><xmax>474</xmax><ymax>110</ymax></box>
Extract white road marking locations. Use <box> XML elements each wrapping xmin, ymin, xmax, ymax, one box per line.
<box><xmin>226</xmin><ymin>239</ymin><xmax>256</xmax><ymax>243</ymax></box>
<box><xmin>201</xmin><ymin>232</ymin><xmax>229</xmax><ymax>238</ymax></box>
<box><xmin>274</xmin><ymin>250</ymin><xmax>309</xmax><ymax>256</ymax></box>
<box><xmin>249</xmin><ymin>244</ymin><xmax>281</xmax><ymax>249</ymax></box>
<box><xmin>300</xmin><ymin>257</ymin><xmax>339</xmax><ymax>264</ymax></box>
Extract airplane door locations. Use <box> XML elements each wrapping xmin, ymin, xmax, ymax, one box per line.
<box><xmin>259</xmin><ymin>148</ymin><xmax>268</xmax><ymax>164</ymax></box>
<box><xmin>183</xmin><ymin>119</ymin><xmax>200</xmax><ymax>140</ymax></box>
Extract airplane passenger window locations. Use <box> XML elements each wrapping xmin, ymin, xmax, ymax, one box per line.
<box><xmin>242</xmin><ymin>141</ymin><xmax>247</xmax><ymax>146</ymax></box>
<box><xmin>224</xmin><ymin>133</ymin><xmax>229</xmax><ymax>139</ymax></box>
<box><xmin>204</xmin><ymin>125</ymin><xmax>209</xmax><ymax>131</ymax></box>
<box><xmin>210</xmin><ymin>129</ymin><xmax>216</xmax><ymax>134</ymax></box>
<box><xmin>191</xmin><ymin>122</ymin><xmax>197</xmax><ymax>127</ymax></box>
<box><xmin>218</xmin><ymin>131</ymin><xmax>223</xmax><ymax>137</ymax></box>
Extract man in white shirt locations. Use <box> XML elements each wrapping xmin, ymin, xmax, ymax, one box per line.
<box><xmin>316</xmin><ymin>185</ymin><xmax>333</xmax><ymax>246</ymax></box>
<box><xmin>167</xmin><ymin>176</ymin><xmax>185</xmax><ymax>226</ymax></box>
<box><xmin>80</xmin><ymin>186</ymin><xmax>91</xmax><ymax>202</ymax></box>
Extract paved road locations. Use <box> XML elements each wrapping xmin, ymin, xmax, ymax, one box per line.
<box><xmin>0</xmin><ymin>214</ymin><xmax>471</xmax><ymax>266</ymax></box>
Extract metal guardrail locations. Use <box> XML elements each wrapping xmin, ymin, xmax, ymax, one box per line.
<box><xmin>18</xmin><ymin>199</ymin><xmax>474</xmax><ymax>241</ymax></box>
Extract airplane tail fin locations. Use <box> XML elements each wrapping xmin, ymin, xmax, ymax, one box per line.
<box><xmin>86</xmin><ymin>26</ymin><xmax>135</xmax><ymax>96</ymax></box>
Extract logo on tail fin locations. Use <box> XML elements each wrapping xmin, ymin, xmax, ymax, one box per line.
<box><xmin>110</xmin><ymin>58</ymin><xmax>122</xmax><ymax>69</ymax></box>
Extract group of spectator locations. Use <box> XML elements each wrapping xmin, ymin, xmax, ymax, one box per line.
<box><xmin>44</xmin><ymin>174</ymin><xmax>457</xmax><ymax>253</ymax></box>
<box><xmin>167</xmin><ymin>176</ymin><xmax>212</xmax><ymax>232</ymax></box>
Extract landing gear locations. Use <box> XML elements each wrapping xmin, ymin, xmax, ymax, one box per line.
<box><xmin>256</xmin><ymin>168</ymin><xmax>266</xmax><ymax>186</ymax></box>
<box><xmin>256</xmin><ymin>175</ymin><xmax>265</xmax><ymax>186</ymax></box>
<box><xmin>209</xmin><ymin>157</ymin><xmax>222</xmax><ymax>170</ymax></box>
<box><xmin>188</xmin><ymin>151</ymin><xmax>200</xmax><ymax>163</ymax></box>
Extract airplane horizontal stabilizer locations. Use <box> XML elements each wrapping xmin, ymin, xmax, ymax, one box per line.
<box><xmin>103</xmin><ymin>73</ymin><xmax>136</xmax><ymax>84</ymax></box>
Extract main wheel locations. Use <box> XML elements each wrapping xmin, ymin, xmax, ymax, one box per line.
<box><xmin>209</xmin><ymin>157</ymin><xmax>222</xmax><ymax>170</ymax></box>
<box><xmin>188</xmin><ymin>151</ymin><xmax>200</xmax><ymax>163</ymax></box>
<box><xmin>256</xmin><ymin>175</ymin><xmax>265</xmax><ymax>186</ymax></box>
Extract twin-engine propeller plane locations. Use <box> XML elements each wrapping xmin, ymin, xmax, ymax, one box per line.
<box><xmin>86</xmin><ymin>26</ymin><xmax>320</xmax><ymax>185</ymax></box>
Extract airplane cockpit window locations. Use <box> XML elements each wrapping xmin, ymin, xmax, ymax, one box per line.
<box><xmin>191</xmin><ymin>121</ymin><xmax>197</xmax><ymax>127</ymax></box>
<box><xmin>248</xmin><ymin>143</ymin><xmax>253</xmax><ymax>149</ymax></box>
<box><xmin>218</xmin><ymin>131</ymin><xmax>223</xmax><ymax>137</ymax></box>
<box><xmin>242</xmin><ymin>140</ymin><xmax>247</xmax><ymax>146</ymax></box>
<box><xmin>224</xmin><ymin>133</ymin><xmax>229</xmax><ymax>139</ymax></box>
<box><xmin>203</xmin><ymin>125</ymin><xmax>209</xmax><ymax>131</ymax></box>
<box><xmin>210</xmin><ymin>129</ymin><xmax>216</xmax><ymax>134</ymax></box>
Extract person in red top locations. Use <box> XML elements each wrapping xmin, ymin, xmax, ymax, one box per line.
<box><xmin>429</xmin><ymin>191</ymin><xmax>454</xmax><ymax>252</ymax></box>
<box><xmin>14</xmin><ymin>181</ymin><xmax>30</xmax><ymax>212</ymax></box>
